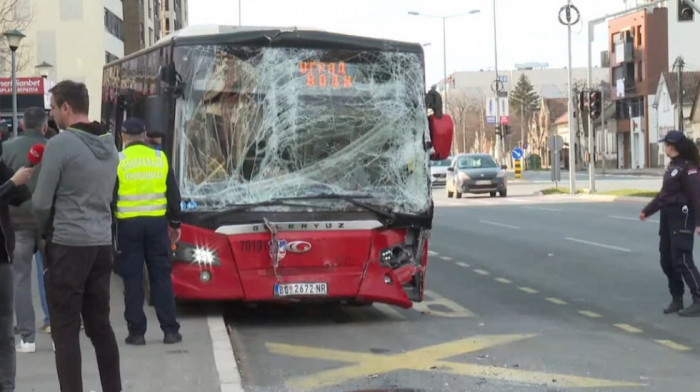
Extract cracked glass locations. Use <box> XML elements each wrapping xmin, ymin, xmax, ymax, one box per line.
<box><xmin>172</xmin><ymin>44</ymin><xmax>430</xmax><ymax>215</ymax></box>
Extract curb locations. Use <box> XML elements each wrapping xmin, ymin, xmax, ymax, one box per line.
<box><xmin>533</xmin><ymin>192</ymin><xmax>653</xmax><ymax>203</ymax></box>
<box><xmin>207</xmin><ymin>313</ymin><xmax>245</xmax><ymax>392</ymax></box>
<box><xmin>576</xmin><ymin>193</ymin><xmax>653</xmax><ymax>203</ymax></box>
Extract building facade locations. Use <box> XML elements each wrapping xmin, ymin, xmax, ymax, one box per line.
<box><xmin>448</xmin><ymin>67</ymin><xmax>610</xmax><ymax>101</ymax></box>
<box><xmin>10</xmin><ymin>0</ymin><xmax>125</xmax><ymax>120</ymax></box>
<box><xmin>608</xmin><ymin>6</ymin><xmax>668</xmax><ymax>168</ymax></box>
<box><xmin>123</xmin><ymin>0</ymin><xmax>188</xmax><ymax>56</ymax></box>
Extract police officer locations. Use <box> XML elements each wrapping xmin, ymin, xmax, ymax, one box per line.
<box><xmin>115</xmin><ymin>118</ymin><xmax>183</xmax><ymax>344</ymax></box>
<box><xmin>641</xmin><ymin>130</ymin><xmax>700</xmax><ymax>317</ymax></box>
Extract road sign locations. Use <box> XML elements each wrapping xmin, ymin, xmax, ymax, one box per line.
<box><xmin>500</xmin><ymin>116</ymin><xmax>510</xmax><ymax>125</ymax></box>
<box><xmin>498</xmin><ymin>75</ymin><xmax>508</xmax><ymax>83</ymax></box>
<box><xmin>486</xmin><ymin>115</ymin><xmax>497</xmax><ymax>124</ymax></box>
<box><xmin>512</xmin><ymin>147</ymin><xmax>524</xmax><ymax>160</ymax></box>
<box><xmin>548</xmin><ymin>135</ymin><xmax>565</xmax><ymax>151</ymax></box>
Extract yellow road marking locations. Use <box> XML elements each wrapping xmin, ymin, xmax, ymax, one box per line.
<box><xmin>473</xmin><ymin>269</ymin><xmax>490</xmax><ymax>275</ymax></box>
<box><xmin>546</xmin><ymin>297</ymin><xmax>567</xmax><ymax>305</ymax></box>
<box><xmin>613</xmin><ymin>324</ymin><xmax>643</xmax><ymax>333</ymax></box>
<box><xmin>578</xmin><ymin>310</ymin><xmax>602</xmax><ymax>318</ymax></box>
<box><xmin>655</xmin><ymin>340</ymin><xmax>692</xmax><ymax>351</ymax></box>
<box><xmin>518</xmin><ymin>287</ymin><xmax>538</xmax><ymax>294</ymax></box>
<box><xmin>495</xmin><ymin>278</ymin><xmax>512</xmax><ymax>284</ymax></box>
<box><xmin>266</xmin><ymin>335</ymin><xmax>643</xmax><ymax>390</ymax></box>
<box><xmin>411</xmin><ymin>290</ymin><xmax>476</xmax><ymax>318</ymax></box>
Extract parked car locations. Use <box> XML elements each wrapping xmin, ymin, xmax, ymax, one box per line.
<box><xmin>430</xmin><ymin>157</ymin><xmax>452</xmax><ymax>185</ymax></box>
<box><xmin>446</xmin><ymin>153</ymin><xmax>507</xmax><ymax>198</ymax></box>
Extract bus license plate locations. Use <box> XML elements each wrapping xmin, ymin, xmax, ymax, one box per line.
<box><xmin>275</xmin><ymin>283</ymin><xmax>328</xmax><ymax>296</ymax></box>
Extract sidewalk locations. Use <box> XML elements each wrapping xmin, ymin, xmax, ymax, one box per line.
<box><xmin>15</xmin><ymin>271</ymin><xmax>238</xmax><ymax>392</ymax></box>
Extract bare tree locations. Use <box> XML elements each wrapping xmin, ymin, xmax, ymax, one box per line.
<box><xmin>0</xmin><ymin>0</ymin><xmax>33</xmax><ymax>75</ymax></box>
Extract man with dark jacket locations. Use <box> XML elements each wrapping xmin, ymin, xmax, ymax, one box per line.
<box><xmin>2</xmin><ymin>107</ymin><xmax>49</xmax><ymax>353</ymax></box>
<box><xmin>32</xmin><ymin>80</ymin><xmax>121</xmax><ymax>392</ymax></box>
<box><xmin>0</xmin><ymin>158</ymin><xmax>35</xmax><ymax>391</ymax></box>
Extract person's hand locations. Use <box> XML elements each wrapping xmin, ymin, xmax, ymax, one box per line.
<box><xmin>639</xmin><ymin>212</ymin><xmax>646</xmax><ymax>221</ymax></box>
<box><xmin>168</xmin><ymin>226</ymin><xmax>181</xmax><ymax>244</ymax></box>
<box><xmin>10</xmin><ymin>167</ymin><xmax>34</xmax><ymax>186</ymax></box>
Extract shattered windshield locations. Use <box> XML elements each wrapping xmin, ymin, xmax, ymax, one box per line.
<box><xmin>172</xmin><ymin>44</ymin><xmax>430</xmax><ymax>214</ymax></box>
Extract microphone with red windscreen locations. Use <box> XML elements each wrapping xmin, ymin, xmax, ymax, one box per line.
<box><xmin>27</xmin><ymin>144</ymin><xmax>45</xmax><ymax>168</ymax></box>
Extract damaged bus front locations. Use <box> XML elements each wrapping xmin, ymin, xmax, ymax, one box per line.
<box><xmin>102</xmin><ymin>26</ymin><xmax>454</xmax><ymax>308</ymax></box>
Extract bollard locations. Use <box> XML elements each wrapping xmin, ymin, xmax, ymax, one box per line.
<box><xmin>515</xmin><ymin>159</ymin><xmax>522</xmax><ymax>179</ymax></box>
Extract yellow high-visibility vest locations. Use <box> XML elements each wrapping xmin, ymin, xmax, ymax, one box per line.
<box><xmin>116</xmin><ymin>144</ymin><xmax>168</xmax><ymax>219</ymax></box>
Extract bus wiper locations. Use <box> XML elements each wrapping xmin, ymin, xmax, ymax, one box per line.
<box><xmin>271</xmin><ymin>193</ymin><xmax>396</xmax><ymax>222</ymax></box>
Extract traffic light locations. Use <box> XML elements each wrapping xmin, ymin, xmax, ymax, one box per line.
<box><xmin>495</xmin><ymin>125</ymin><xmax>502</xmax><ymax>137</ymax></box>
<box><xmin>679</xmin><ymin>0</ymin><xmax>694</xmax><ymax>22</ymax></box>
<box><xmin>588</xmin><ymin>90</ymin><xmax>602</xmax><ymax>120</ymax></box>
<box><xmin>504</xmin><ymin>125</ymin><xmax>512</xmax><ymax>135</ymax></box>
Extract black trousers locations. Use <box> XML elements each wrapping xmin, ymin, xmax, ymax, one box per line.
<box><xmin>45</xmin><ymin>243</ymin><xmax>121</xmax><ymax>392</ymax></box>
<box><xmin>117</xmin><ymin>217</ymin><xmax>180</xmax><ymax>336</ymax></box>
<box><xmin>659</xmin><ymin>206</ymin><xmax>700</xmax><ymax>299</ymax></box>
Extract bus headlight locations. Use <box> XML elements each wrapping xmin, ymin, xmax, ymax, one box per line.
<box><xmin>172</xmin><ymin>242</ymin><xmax>221</xmax><ymax>266</ymax></box>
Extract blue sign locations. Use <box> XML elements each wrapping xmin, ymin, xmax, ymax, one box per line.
<box><xmin>486</xmin><ymin>115</ymin><xmax>497</xmax><ymax>124</ymax></box>
<box><xmin>512</xmin><ymin>147</ymin><xmax>524</xmax><ymax>160</ymax></box>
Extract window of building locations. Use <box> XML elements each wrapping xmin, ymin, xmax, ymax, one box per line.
<box><xmin>149</xmin><ymin>27</ymin><xmax>154</xmax><ymax>46</ymax></box>
<box><xmin>140</xmin><ymin>23</ymin><xmax>145</xmax><ymax>46</ymax></box>
<box><xmin>148</xmin><ymin>0</ymin><xmax>152</xmax><ymax>19</ymax></box>
<box><xmin>105</xmin><ymin>51</ymin><xmax>119</xmax><ymax>64</ymax></box>
<box><xmin>104</xmin><ymin>8</ymin><xmax>124</xmax><ymax>41</ymax></box>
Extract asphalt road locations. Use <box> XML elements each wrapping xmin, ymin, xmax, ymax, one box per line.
<box><xmin>225</xmin><ymin>182</ymin><xmax>700</xmax><ymax>392</ymax></box>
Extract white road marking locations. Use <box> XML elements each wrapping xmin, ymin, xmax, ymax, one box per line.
<box><xmin>518</xmin><ymin>287</ymin><xmax>538</xmax><ymax>294</ymax></box>
<box><xmin>374</xmin><ymin>303</ymin><xmax>407</xmax><ymax>320</ymax></box>
<box><xmin>521</xmin><ymin>206</ymin><xmax>563</xmax><ymax>212</ymax></box>
<box><xmin>456</xmin><ymin>262</ymin><xmax>470</xmax><ymax>268</ymax></box>
<box><xmin>440</xmin><ymin>256</ymin><xmax>453</xmax><ymax>261</ymax></box>
<box><xmin>207</xmin><ymin>314</ymin><xmax>245</xmax><ymax>392</ymax></box>
<box><xmin>609</xmin><ymin>214</ymin><xmax>660</xmax><ymax>224</ymax></box>
<box><xmin>428</xmin><ymin>250</ymin><xmax>439</xmax><ymax>256</ymax></box>
<box><xmin>564</xmin><ymin>237</ymin><xmax>632</xmax><ymax>252</ymax></box>
<box><xmin>479</xmin><ymin>220</ymin><xmax>521</xmax><ymax>230</ymax></box>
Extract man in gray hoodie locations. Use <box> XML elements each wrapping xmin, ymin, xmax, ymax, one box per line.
<box><xmin>32</xmin><ymin>80</ymin><xmax>122</xmax><ymax>392</ymax></box>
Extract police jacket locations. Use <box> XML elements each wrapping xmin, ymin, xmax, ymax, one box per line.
<box><xmin>643</xmin><ymin>157</ymin><xmax>700</xmax><ymax>222</ymax></box>
<box><xmin>113</xmin><ymin>142</ymin><xmax>182</xmax><ymax>228</ymax></box>
<box><xmin>0</xmin><ymin>161</ymin><xmax>32</xmax><ymax>264</ymax></box>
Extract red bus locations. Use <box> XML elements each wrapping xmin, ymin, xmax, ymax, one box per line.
<box><xmin>101</xmin><ymin>25</ymin><xmax>453</xmax><ymax>308</ymax></box>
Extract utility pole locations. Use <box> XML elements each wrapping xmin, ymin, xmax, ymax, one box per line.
<box><xmin>493</xmin><ymin>0</ymin><xmax>503</xmax><ymax>164</ymax></box>
<box><xmin>559</xmin><ymin>1</ymin><xmax>579</xmax><ymax>194</ymax></box>
<box><xmin>601</xmin><ymin>82</ymin><xmax>607</xmax><ymax>175</ymax></box>
<box><xmin>676</xmin><ymin>56</ymin><xmax>685</xmax><ymax>132</ymax></box>
<box><xmin>520</xmin><ymin>101</ymin><xmax>525</xmax><ymax>148</ymax></box>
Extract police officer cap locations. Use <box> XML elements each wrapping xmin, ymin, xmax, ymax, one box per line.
<box><xmin>659</xmin><ymin>130</ymin><xmax>686</xmax><ymax>145</ymax></box>
<box><xmin>122</xmin><ymin>118</ymin><xmax>146</xmax><ymax>135</ymax></box>
<box><xmin>147</xmin><ymin>129</ymin><xmax>165</xmax><ymax>138</ymax></box>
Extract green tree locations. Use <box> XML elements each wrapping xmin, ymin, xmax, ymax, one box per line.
<box><xmin>509</xmin><ymin>74</ymin><xmax>540</xmax><ymax>116</ymax></box>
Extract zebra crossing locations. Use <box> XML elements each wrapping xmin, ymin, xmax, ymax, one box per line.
<box><xmin>434</xmin><ymin>194</ymin><xmax>605</xmax><ymax>207</ymax></box>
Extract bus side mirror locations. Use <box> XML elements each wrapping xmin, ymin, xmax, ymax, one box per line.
<box><xmin>428</xmin><ymin>113</ymin><xmax>454</xmax><ymax>160</ymax></box>
<box><xmin>145</xmin><ymin>95</ymin><xmax>169</xmax><ymax>141</ymax></box>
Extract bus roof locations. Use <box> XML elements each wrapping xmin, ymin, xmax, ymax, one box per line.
<box><xmin>159</xmin><ymin>24</ymin><xmax>424</xmax><ymax>53</ymax></box>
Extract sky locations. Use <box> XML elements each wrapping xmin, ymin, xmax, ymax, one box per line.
<box><xmin>189</xmin><ymin>0</ymin><xmax>629</xmax><ymax>85</ymax></box>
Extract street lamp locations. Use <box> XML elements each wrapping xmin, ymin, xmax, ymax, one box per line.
<box><xmin>35</xmin><ymin>61</ymin><xmax>53</xmax><ymax>78</ymax></box>
<box><xmin>4</xmin><ymin>29</ymin><xmax>25</xmax><ymax>138</ymax></box>
<box><xmin>409</xmin><ymin>9</ymin><xmax>481</xmax><ymax>154</ymax></box>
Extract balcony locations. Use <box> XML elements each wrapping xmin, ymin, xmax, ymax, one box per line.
<box><xmin>611</xmin><ymin>42</ymin><xmax>638</xmax><ymax>65</ymax></box>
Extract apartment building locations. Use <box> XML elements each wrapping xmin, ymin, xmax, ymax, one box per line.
<box><xmin>123</xmin><ymin>0</ymin><xmax>188</xmax><ymax>55</ymax></box>
<box><xmin>608</xmin><ymin>6</ymin><xmax>668</xmax><ymax>169</ymax></box>
<box><xmin>7</xmin><ymin>0</ymin><xmax>125</xmax><ymax>120</ymax></box>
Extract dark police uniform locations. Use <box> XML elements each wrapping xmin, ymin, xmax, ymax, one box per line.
<box><xmin>642</xmin><ymin>131</ymin><xmax>700</xmax><ymax>317</ymax></box>
<box><xmin>115</xmin><ymin>118</ymin><xmax>183</xmax><ymax>344</ymax></box>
